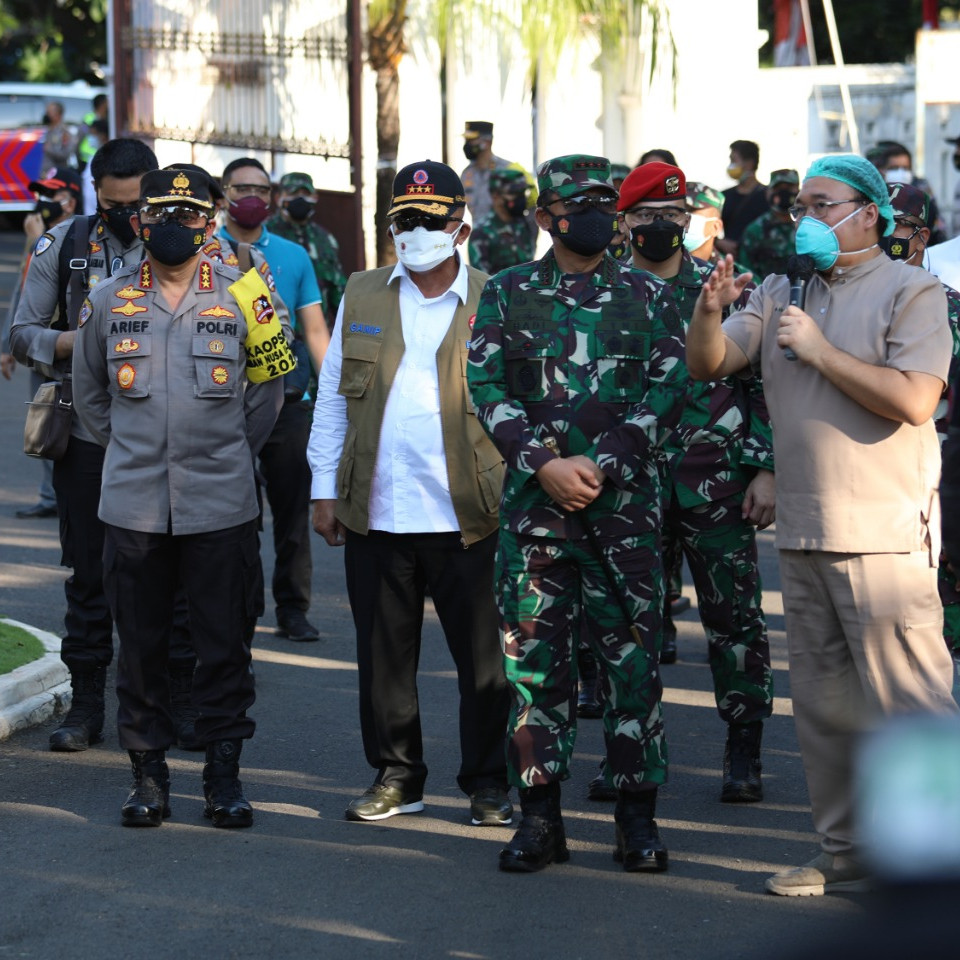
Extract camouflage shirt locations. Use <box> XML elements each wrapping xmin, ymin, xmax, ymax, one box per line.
<box><xmin>468</xmin><ymin>210</ymin><xmax>538</xmax><ymax>275</ymax></box>
<box><xmin>936</xmin><ymin>280</ymin><xmax>960</xmax><ymax>438</ymax></box>
<box><xmin>467</xmin><ymin>250</ymin><xmax>687</xmax><ymax>540</ymax></box>
<box><xmin>264</xmin><ymin>214</ymin><xmax>347</xmax><ymax>325</ymax></box>
<box><xmin>737</xmin><ymin>211</ymin><xmax>795</xmax><ymax>281</ymax></box>
<box><xmin>660</xmin><ymin>250</ymin><xmax>774</xmax><ymax>508</ymax></box>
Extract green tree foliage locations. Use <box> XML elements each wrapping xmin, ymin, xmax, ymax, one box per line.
<box><xmin>0</xmin><ymin>0</ymin><xmax>107</xmax><ymax>82</ymax></box>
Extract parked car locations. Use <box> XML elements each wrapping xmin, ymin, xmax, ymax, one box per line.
<box><xmin>0</xmin><ymin>80</ymin><xmax>102</xmax><ymax>214</ymax></box>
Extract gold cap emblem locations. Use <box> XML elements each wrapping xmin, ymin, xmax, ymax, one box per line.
<box><xmin>172</xmin><ymin>172</ymin><xmax>190</xmax><ymax>190</ymax></box>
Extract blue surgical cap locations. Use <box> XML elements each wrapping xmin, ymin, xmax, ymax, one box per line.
<box><xmin>804</xmin><ymin>154</ymin><xmax>896</xmax><ymax>236</ymax></box>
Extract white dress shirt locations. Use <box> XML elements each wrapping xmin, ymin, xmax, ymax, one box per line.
<box><xmin>925</xmin><ymin>234</ymin><xmax>960</xmax><ymax>294</ymax></box>
<box><xmin>307</xmin><ymin>256</ymin><xmax>470</xmax><ymax>533</ymax></box>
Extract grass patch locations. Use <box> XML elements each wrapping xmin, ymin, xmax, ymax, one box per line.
<box><xmin>0</xmin><ymin>621</ymin><xmax>46</xmax><ymax>676</ymax></box>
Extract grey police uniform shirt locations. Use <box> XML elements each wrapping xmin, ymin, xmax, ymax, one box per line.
<box><xmin>72</xmin><ymin>257</ymin><xmax>284</xmax><ymax>536</ymax></box>
<box><xmin>10</xmin><ymin>215</ymin><xmax>144</xmax><ymax>444</ymax></box>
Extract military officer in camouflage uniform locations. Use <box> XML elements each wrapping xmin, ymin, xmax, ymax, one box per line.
<box><xmin>601</xmin><ymin>161</ymin><xmax>776</xmax><ymax>805</ymax></box>
<box><xmin>73</xmin><ymin>167</ymin><xmax>288</xmax><ymax>829</ymax></box>
<box><xmin>683</xmin><ymin>181</ymin><xmax>726</xmax><ymax>264</ymax></box>
<box><xmin>468</xmin><ymin>154</ymin><xmax>687</xmax><ymax>874</ymax></box>
<box><xmin>467</xmin><ymin>168</ymin><xmax>538</xmax><ymax>274</ymax></box>
<box><xmin>265</xmin><ymin>171</ymin><xmax>347</xmax><ymax>329</ymax></box>
<box><xmin>880</xmin><ymin>182</ymin><xmax>960</xmax><ymax>663</ymax></box>
<box><xmin>738</xmin><ymin>169</ymin><xmax>799</xmax><ymax>281</ymax></box>
<box><xmin>10</xmin><ymin>138</ymin><xmax>161</xmax><ymax>754</ymax></box>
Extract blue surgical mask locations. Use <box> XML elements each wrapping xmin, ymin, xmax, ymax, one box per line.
<box><xmin>794</xmin><ymin>206</ymin><xmax>873</xmax><ymax>270</ymax></box>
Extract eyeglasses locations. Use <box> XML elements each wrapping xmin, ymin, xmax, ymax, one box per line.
<box><xmin>227</xmin><ymin>183</ymin><xmax>272</xmax><ymax>199</ymax></box>
<box><xmin>391</xmin><ymin>213</ymin><xmax>463</xmax><ymax>232</ymax></box>
<box><xmin>139</xmin><ymin>204</ymin><xmax>210</xmax><ymax>228</ymax></box>
<box><xmin>788</xmin><ymin>198</ymin><xmax>864</xmax><ymax>222</ymax></box>
<box><xmin>623</xmin><ymin>205</ymin><xmax>688</xmax><ymax>225</ymax></box>
<box><xmin>553</xmin><ymin>195</ymin><xmax>619</xmax><ymax>215</ymax></box>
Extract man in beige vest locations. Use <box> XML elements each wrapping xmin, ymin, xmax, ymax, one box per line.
<box><xmin>308</xmin><ymin>160</ymin><xmax>512</xmax><ymax>827</ymax></box>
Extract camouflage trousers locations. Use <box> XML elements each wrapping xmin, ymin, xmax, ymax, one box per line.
<box><xmin>497</xmin><ymin>528</ymin><xmax>667</xmax><ymax>791</ymax></box>
<box><xmin>938</xmin><ymin>558</ymin><xmax>960</xmax><ymax>657</ymax></box>
<box><xmin>662</xmin><ymin>492</ymin><xmax>774</xmax><ymax>724</ymax></box>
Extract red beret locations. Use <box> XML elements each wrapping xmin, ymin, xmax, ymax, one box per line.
<box><xmin>617</xmin><ymin>162</ymin><xmax>686</xmax><ymax>211</ymax></box>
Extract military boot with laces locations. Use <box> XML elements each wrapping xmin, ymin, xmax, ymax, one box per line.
<box><xmin>499</xmin><ymin>783</ymin><xmax>569</xmax><ymax>873</ymax></box>
<box><xmin>203</xmin><ymin>739</ymin><xmax>253</xmax><ymax>828</ymax></box>
<box><xmin>614</xmin><ymin>789</ymin><xmax>668</xmax><ymax>872</ymax></box>
<box><xmin>121</xmin><ymin>749</ymin><xmax>171</xmax><ymax>827</ymax></box>
<box><xmin>49</xmin><ymin>664</ymin><xmax>106</xmax><ymax>751</ymax></box>
<box><xmin>721</xmin><ymin>721</ymin><xmax>763</xmax><ymax>803</ymax></box>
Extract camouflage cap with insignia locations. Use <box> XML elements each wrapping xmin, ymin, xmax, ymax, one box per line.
<box><xmin>685</xmin><ymin>180</ymin><xmax>724</xmax><ymax>212</ymax></box>
<box><xmin>536</xmin><ymin>155</ymin><xmax>615</xmax><ymax>202</ymax></box>
<box><xmin>387</xmin><ymin>160</ymin><xmax>466</xmax><ymax>218</ymax></box>
<box><xmin>279</xmin><ymin>172</ymin><xmax>316</xmax><ymax>193</ymax></box>
<box><xmin>888</xmin><ymin>181</ymin><xmax>932</xmax><ymax>227</ymax></box>
<box><xmin>769</xmin><ymin>168</ymin><xmax>800</xmax><ymax>187</ymax></box>
<box><xmin>489</xmin><ymin>168</ymin><xmax>528</xmax><ymax>193</ymax></box>
<box><xmin>141</xmin><ymin>168</ymin><xmax>216</xmax><ymax>211</ymax></box>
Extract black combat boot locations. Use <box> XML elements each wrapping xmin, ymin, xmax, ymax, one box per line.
<box><xmin>49</xmin><ymin>664</ymin><xmax>106</xmax><ymax>751</ymax></box>
<box><xmin>168</xmin><ymin>659</ymin><xmax>203</xmax><ymax>751</ymax></box>
<box><xmin>721</xmin><ymin>721</ymin><xmax>763</xmax><ymax>803</ymax></box>
<box><xmin>659</xmin><ymin>612</ymin><xmax>678</xmax><ymax>665</ymax></box>
<box><xmin>614</xmin><ymin>789</ymin><xmax>668</xmax><ymax>872</ymax></box>
<box><xmin>498</xmin><ymin>782</ymin><xmax>569</xmax><ymax>873</ymax></box>
<box><xmin>121</xmin><ymin>749</ymin><xmax>171</xmax><ymax>827</ymax></box>
<box><xmin>576</xmin><ymin>646</ymin><xmax>603</xmax><ymax>719</ymax></box>
<box><xmin>203</xmin><ymin>739</ymin><xmax>254</xmax><ymax>828</ymax></box>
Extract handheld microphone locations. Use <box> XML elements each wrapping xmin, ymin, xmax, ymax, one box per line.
<box><xmin>783</xmin><ymin>254</ymin><xmax>815</xmax><ymax>361</ymax></box>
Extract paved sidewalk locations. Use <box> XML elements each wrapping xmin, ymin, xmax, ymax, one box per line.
<box><xmin>0</xmin><ymin>618</ymin><xmax>69</xmax><ymax>740</ymax></box>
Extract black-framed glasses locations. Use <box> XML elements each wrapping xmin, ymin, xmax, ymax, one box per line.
<box><xmin>139</xmin><ymin>204</ymin><xmax>210</xmax><ymax>228</ymax></box>
<box><xmin>554</xmin><ymin>194</ymin><xmax>619</xmax><ymax>215</ymax></box>
<box><xmin>788</xmin><ymin>198</ymin><xmax>864</xmax><ymax>222</ymax></box>
<box><xmin>391</xmin><ymin>213</ymin><xmax>463</xmax><ymax>232</ymax></box>
<box><xmin>623</xmin><ymin>205</ymin><xmax>688</xmax><ymax>225</ymax></box>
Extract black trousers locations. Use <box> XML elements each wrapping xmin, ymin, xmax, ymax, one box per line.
<box><xmin>344</xmin><ymin>528</ymin><xmax>509</xmax><ymax>797</ymax></box>
<box><xmin>103</xmin><ymin>520</ymin><xmax>261</xmax><ymax>751</ymax></box>
<box><xmin>52</xmin><ymin>436</ymin><xmax>113</xmax><ymax>669</ymax></box>
<box><xmin>258</xmin><ymin>401</ymin><xmax>313</xmax><ymax>618</ymax></box>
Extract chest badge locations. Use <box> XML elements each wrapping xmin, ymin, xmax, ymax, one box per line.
<box><xmin>211</xmin><ymin>365</ymin><xmax>229</xmax><ymax>385</ymax></box>
<box><xmin>115</xmin><ymin>286</ymin><xmax>146</xmax><ymax>301</ymax></box>
<box><xmin>111</xmin><ymin>301</ymin><xmax>148</xmax><ymax>317</ymax></box>
<box><xmin>114</xmin><ymin>338</ymin><xmax>140</xmax><ymax>354</ymax></box>
<box><xmin>117</xmin><ymin>363</ymin><xmax>136</xmax><ymax>390</ymax></box>
<box><xmin>199</xmin><ymin>304</ymin><xmax>236</xmax><ymax>319</ymax></box>
<box><xmin>208</xmin><ymin>339</ymin><xmax>225</xmax><ymax>353</ymax></box>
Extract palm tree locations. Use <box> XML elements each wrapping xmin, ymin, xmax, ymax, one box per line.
<box><xmin>366</xmin><ymin>0</ymin><xmax>676</xmax><ymax>265</ymax></box>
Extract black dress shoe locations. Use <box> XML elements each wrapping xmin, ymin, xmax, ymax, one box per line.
<box><xmin>16</xmin><ymin>503</ymin><xmax>57</xmax><ymax>519</ymax></box>
<box><xmin>275</xmin><ymin>611</ymin><xmax>320</xmax><ymax>642</ymax></box>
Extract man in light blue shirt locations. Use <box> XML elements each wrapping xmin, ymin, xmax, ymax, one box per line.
<box><xmin>217</xmin><ymin>157</ymin><xmax>329</xmax><ymax>643</ymax></box>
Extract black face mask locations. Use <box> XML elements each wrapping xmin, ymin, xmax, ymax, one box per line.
<box><xmin>463</xmin><ymin>141</ymin><xmax>482</xmax><ymax>161</ymax></box>
<box><xmin>504</xmin><ymin>194</ymin><xmax>526</xmax><ymax>217</ymax></box>
<box><xmin>141</xmin><ymin>220</ymin><xmax>206</xmax><ymax>266</ymax></box>
<box><xmin>99</xmin><ymin>204</ymin><xmax>139</xmax><ymax>246</ymax></box>
<box><xmin>770</xmin><ymin>189</ymin><xmax>797</xmax><ymax>212</ymax></box>
<box><xmin>548</xmin><ymin>208</ymin><xmax>617</xmax><ymax>257</ymax></box>
<box><xmin>36</xmin><ymin>199</ymin><xmax>63</xmax><ymax>224</ymax></box>
<box><xmin>284</xmin><ymin>197</ymin><xmax>315</xmax><ymax>222</ymax></box>
<box><xmin>630</xmin><ymin>220</ymin><xmax>684</xmax><ymax>262</ymax></box>
<box><xmin>878</xmin><ymin>233</ymin><xmax>915</xmax><ymax>262</ymax></box>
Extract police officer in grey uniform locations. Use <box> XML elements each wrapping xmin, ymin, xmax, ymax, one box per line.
<box><xmin>9</xmin><ymin>138</ymin><xmax>160</xmax><ymax>753</ymax></box>
<box><xmin>73</xmin><ymin>167</ymin><xmax>287</xmax><ymax>828</ymax></box>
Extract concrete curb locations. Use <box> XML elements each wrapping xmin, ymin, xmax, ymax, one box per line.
<box><xmin>0</xmin><ymin>618</ymin><xmax>69</xmax><ymax>741</ymax></box>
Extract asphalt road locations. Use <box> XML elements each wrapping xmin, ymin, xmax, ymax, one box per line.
<box><xmin>0</xmin><ymin>226</ymin><xmax>870</xmax><ymax>959</ymax></box>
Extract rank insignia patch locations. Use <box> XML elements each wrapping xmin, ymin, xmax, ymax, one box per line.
<box><xmin>111</xmin><ymin>301</ymin><xmax>148</xmax><ymax>317</ymax></box>
<box><xmin>252</xmin><ymin>294</ymin><xmax>275</xmax><ymax>325</ymax></box>
<box><xmin>34</xmin><ymin>234</ymin><xmax>54</xmax><ymax>255</ymax></box>
<box><xmin>117</xmin><ymin>363</ymin><xmax>136</xmax><ymax>390</ymax></box>
<box><xmin>208</xmin><ymin>339</ymin><xmax>225</xmax><ymax>354</ymax></box>
<box><xmin>198</xmin><ymin>304</ymin><xmax>237</xmax><ymax>319</ymax></box>
<box><xmin>139</xmin><ymin>263</ymin><xmax>152</xmax><ymax>288</ymax></box>
<box><xmin>78</xmin><ymin>299</ymin><xmax>92</xmax><ymax>328</ymax></box>
<box><xmin>89</xmin><ymin>242</ymin><xmax>102</xmax><ymax>253</ymax></box>
<box><xmin>114</xmin><ymin>338</ymin><xmax>140</xmax><ymax>354</ymax></box>
<box><xmin>211</xmin><ymin>365</ymin><xmax>229</xmax><ymax>385</ymax></box>
<box><xmin>199</xmin><ymin>261</ymin><xmax>213</xmax><ymax>290</ymax></box>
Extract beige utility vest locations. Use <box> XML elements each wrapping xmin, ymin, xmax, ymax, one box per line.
<box><xmin>334</xmin><ymin>264</ymin><xmax>503</xmax><ymax>546</ymax></box>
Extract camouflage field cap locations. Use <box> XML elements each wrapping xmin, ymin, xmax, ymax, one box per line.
<box><xmin>279</xmin><ymin>172</ymin><xmax>316</xmax><ymax>193</ymax></box>
<box><xmin>610</xmin><ymin>163</ymin><xmax>632</xmax><ymax>183</ymax></box>
<box><xmin>490</xmin><ymin>168</ymin><xmax>528</xmax><ymax>193</ymax></box>
<box><xmin>685</xmin><ymin>180</ymin><xmax>724</xmax><ymax>212</ymax></box>
<box><xmin>769</xmin><ymin>168</ymin><xmax>800</xmax><ymax>187</ymax></box>
<box><xmin>888</xmin><ymin>182</ymin><xmax>932</xmax><ymax>227</ymax></box>
<box><xmin>536</xmin><ymin>155</ymin><xmax>615</xmax><ymax>201</ymax></box>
